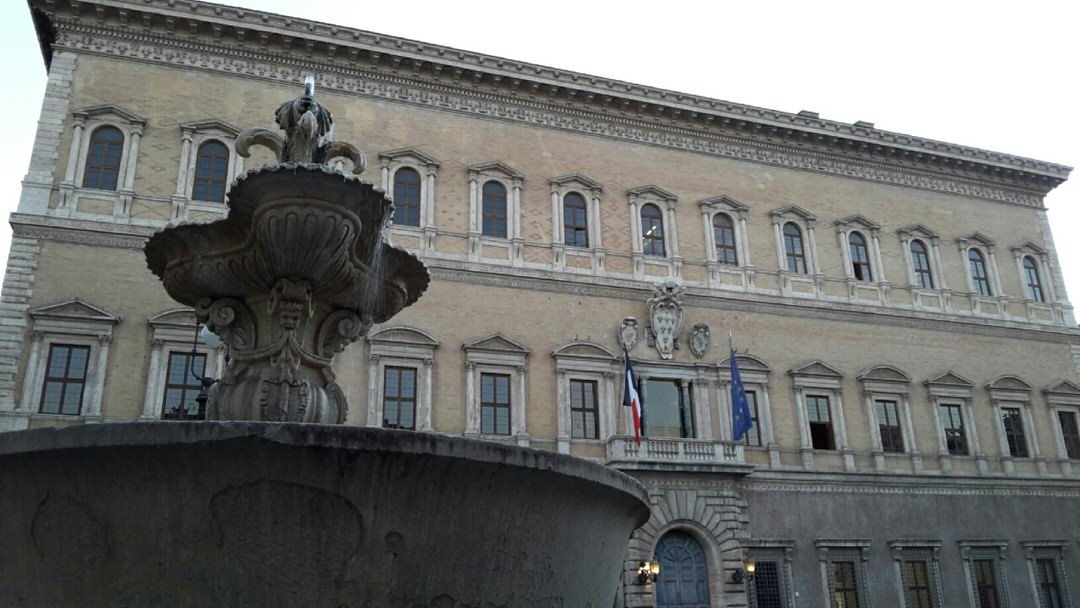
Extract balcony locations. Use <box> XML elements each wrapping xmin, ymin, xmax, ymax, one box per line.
<box><xmin>605</xmin><ymin>436</ymin><xmax>753</xmax><ymax>475</ymax></box>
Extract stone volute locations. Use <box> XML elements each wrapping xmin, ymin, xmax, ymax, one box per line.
<box><xmin>145</xmin><ymin>79</ymin><xmax>428</xmax><ymax>423</ymax></box>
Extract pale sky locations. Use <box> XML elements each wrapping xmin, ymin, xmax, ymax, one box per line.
<box><xmin>1</xmin><ymin>0</ymin><xmax>1076</xmax><ymax>314</ymax></box>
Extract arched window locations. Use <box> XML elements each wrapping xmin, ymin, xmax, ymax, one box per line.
<box><xmin>848</xmin><ymin>232</ymin><xmax>872</xmax><ymax>281</ymax></box>
<box><xmin>641</xmin><ymin>204</ymin><xmax>666</xmax><ymax>256</ymax></box>
<box><xmin>191</xmin><ymin>141</ymin><xmax>229</xmax><ymax>203</ymax></box>
<box><xmin>968</xmin><ymin>249</ymin><xmax>992</xmax><ymax>296</ymax></box>
<box><xmin>713</xmin><ymin>213</ymin><xmax>737</xmax><ymax>265</ymax></box>
<box><xmin>82</xmin><ymin>126</ymin><xmax>124</xmax><ymax>191</ymax></box>
<box><xmin>563</xmin><ymin>192</ymin><xmax>589</xmax><ymax>248</ymax></box>
<box><xmin>392</xmin><ymin>167</ymin><xmax>422</xmax><ymax>226</ymax></box>
<box><xmin>1023</xmin><ymin>256</ymin><xmax>1045</xmax><ymax>302</ymax></box>
<box><xmin>910</xmin><ymin>240</ymin><xmax>934</xmax><ymax>289</ymax></box>
<box><xmin>783</xmin><ymin>223</ymin><xmax>807</xmax><ymax>274</ymax></box>
<box><xmin>654</xmin><ymin>531</ymin><xmax>711</xmax><ymax>607</ymax></box>
<box><xmin>481</xmin><ymin>181</ymin><xmax>508</xmax><ymax>238</ymax></box>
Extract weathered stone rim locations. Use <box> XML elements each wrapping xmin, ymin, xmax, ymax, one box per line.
<box><xmin>0</xmin><ymin>421</ymin><xmax>651</xmax><ymax>510</ymax></box>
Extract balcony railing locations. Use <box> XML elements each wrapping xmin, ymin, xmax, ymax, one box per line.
<box><xmin>605</xmin><ymin>436</ymin><xmax>750</xmax><ymax>472</ymax></box>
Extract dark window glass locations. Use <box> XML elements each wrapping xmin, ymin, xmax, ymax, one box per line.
<box><xmin>1002</xmin><ymin>406</ymin><xmax>1028</xmax><ymax>457</ymax></box>
<box><xmin>82</xmin><ymin>126</ymin><xmax>124</xmax><ymax>191</ymax></box>
<box><xmin>910</xmin><ymin>240</ymin><xmax>935</xmax><ymax>289</ymax></box>
<box><xmin>973</xmin><ymin>559</ymin><xmax>1001</xmax><ymax>608</ymax></box>
<box><xmin>783</xmin><ymin>223</ymin><xmax>807</xmax><ymax>274</ymax></box>
<box><xmin>563</xmin><ymin>192</ymin><xmax>589</xmax><ymax>248</ymax></box>
<box><xmin>392</xmin><ymin>167</ymin><xmax>422</xmax><ymax>227</ymax></box>
<box><xmin>480</xmin><ymin>373</ymin><xmax>511</xmax><ymax>435</ymax></box>
<box><xmin>901</xmin><ymin>560</ymin><xmax>934</xmax><ymax>608</ymax></box>
<box><xmin>744</xmin><ymin>390</ymin><xmax>762</xmax><ymax>447</ymax></box>
<box><xmin>482</xmin><ymin>181</ymin><xmax>508</xmax><ymax>238</ymax></box>
<box><xmin>569</xmin><ymin>378</ymin><xmax>598</xmax><ymax>439</ymax></box>
<box><xmin>161</xmin><ymin>352</ymin><xmax>206</xmax><ymax>420</ymax></box>
<box><xmin>641</xmin><ymin>204</ymin><xmax>665</xmax><ymax>256</ymax></box>
<box><xmin>383</xmin><ymin>366</ymin><xmax>417</xmax><ymax>430</ymax></box>
<box><xmin>192</xmin><ymin>140</ymin><xmax>229</xmax><ymax>203</ymax></box>
<box><xmin>1023</xmin><ymin>256</ymin><xmax>1045</xmax><ymax>302</ymax></box>
<box><xmin>832</xmin><ymin>561</ymin><xmax>860</xmax><ymax>608</ymax></box>
<box><xmin>848</xmin><ymin>232</ymin><xmax>872</xmax><ymax>281</ymax></box>
<box><xmin>806</xmin><ymin>395</ymin><xmax>834</xmax><ymax>450</ymax></box>
<box><xmin>713</xmin><ymin>213</ymin><xmax>738</xmax><ymax>265</ymax></box>
<box><xmin>752</xmin><ymin>560</ymin><xmax>783</xmax><ymax>608</ymax></box>
<box><xmin>875</xmin><ymin>399</ymin><xmax>904</xmax><ymax>453</ymax></box>
<box><xmin>1058</xmin><ymin>410</ymin><xmax>1080</xmax><ymax>459</ymax></box>
<box><xmin>39</xmin><ymin>344</ymin><xmax>91</xmax><ymax>415</ymax></box>
<box><xmin>641</xmin><ymin>379</ymin><xmax>694</xmax><ymax>438</ymax></box>
<box><xmin>940</xmin><ymin>403</ymin><xmax>968</xmax><ymax>455</ymax></box>
<box><xmin>1035</xmin><ymin>558</ymin><xmax>1064</xmax><ymax>608</ymax></box>
<box><xmin>969</xmin><ymin>249</ymin><xmax>992</xmax><ymax>296</ymax></box>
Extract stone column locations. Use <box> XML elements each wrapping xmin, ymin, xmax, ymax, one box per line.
<box><xmin>366</xmin><ymin>354</ymin><xmax>380</xmax><ymax>427</ymax></box>
<box><xmin>16</xmin><ymin>332</ymin><xmax>44</xmax><ymax>413</ymax></box>
<box><xmin>515</xmin><ymin>365</ymin><xmax>529</xmax><ymax>446</ymax></box>
<box><xmin>140</xmin><ymin>339</ymin><xmax>165</xmax><ymax>419</ymax></box>
<box><xmin>418</xmin><ymin>358</ymin><xmax>434</xmax><ymax>432</ymax></box>
<box><xmin>556</xmin><ymin>369</ymin><xmax>570</xmax><ymax>454</ymax></box>
<box><xmin>464</xmin><ymin>362</ymin><xmax>478</xmax><ymax>436</ymax></box>
<box><xmin>83</xmin><ymin>335</ymin><xmax>111</xmax><ymax>417</ymax></box>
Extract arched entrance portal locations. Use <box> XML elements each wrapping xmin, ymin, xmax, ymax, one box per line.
<box><xmin>654</xmin><ymin>530</ymin><xmax>711</xmax><ymax>607</ymax></box>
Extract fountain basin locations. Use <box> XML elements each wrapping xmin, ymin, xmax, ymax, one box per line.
<box><xmin>0</xmin><ymin>422</ymin><xmax>650</xmax><ymax>607</ymax></box>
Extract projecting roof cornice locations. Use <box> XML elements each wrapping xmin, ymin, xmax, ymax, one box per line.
<box><xmin>29</xmin><ymin>0</ymin><xmax>1072</xmax><ymax>202</ymax></box>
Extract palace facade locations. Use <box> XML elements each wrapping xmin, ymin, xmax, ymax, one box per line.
<box><xmin>3</xmin><ymin>1</ymin><xmax>1079</xmax><ymax>607</ymax></box>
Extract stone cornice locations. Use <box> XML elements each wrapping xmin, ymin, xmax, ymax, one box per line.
<box><xmin>29</xmin><ymin>0</ymin><xmax>1070</xmax><ymax>205</ymax></box>
<box><xmin>10</xmin><ymin>212</ymin><xmax>1080</xmax><ymax>343</ymax></box>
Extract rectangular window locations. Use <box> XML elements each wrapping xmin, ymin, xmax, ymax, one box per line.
<box><xmin>806</xmin><ymin>395</ymin><xmax>835</xmax><ymax>450</ymax></box>
<box><xmin>752</xmin><ymin>560</ymin><xmax>784</xmax><ymax>608</ymax></box>
<box><xmin>744</xmin><ymin>390</ymin><xmax>762</xmax><ymax>447</ymax></box>
<box><xmin>939</xmin><ymin>403</ymin><xmax>969</xmax><ymax>456</ymax></box>
<box><xmin>383</xmin><ymin>366</ymin><xmax>417</xmax><ymax>430</ymax></box>
<box><xmin>832</xmin><ymin>561</ymin><xmax>860</xmax><ymax>608</ymax></box>
<box><xmin>569</xmin><ymin>379</ymin><xmax>599</xmax><ymax>439</ymax></box>
<box><xmin>161</xmin><ymin>352</ymin><xmax>207</xmax><ymax>420</ymax></box>
<box><xmin>642</xmin><ymin>379</ymin><xmax>694</xmax><ymax>438</ymax></box>
<box><xmin>1001</xmin><ymin>406</ymin><xmax>1029</xmax><ymax>457</ymax></box>
<box><xmin>480</xmin><ymin>373</ymin><xmax>511</xmax><ymax>435</ymax></box>
<box><xmin>973</xmin><ymin>559</ymin><xmax>1002</xmax><ymax>608</ymax></box>
<box><xmin>901</xmin><ymin>560</ymin><xmax>934</xmax><ymax>608</ymax></box>
<box><xmin>875</xmin><ymin>399</ymin><xmax>905</xmax><ymax>453</ymax></box>
<box><xmin>1034</xmin><ymin>558</ymin><xmax>1064</xmax><ymax>608</ymax></box>
<box><xmin>39</xmin><ymin>344</ymin><xmax>91</xmax><ymax>415</ymax></box>
<box><xmin>1057</xmin><ymin>410</ymin><xmax>1080</xmax><ymax>459</ymax></box>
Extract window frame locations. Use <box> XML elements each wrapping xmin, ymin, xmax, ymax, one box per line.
<box><xmin>81</xmin><ymin>125</ymin><xmax>125</xmax><ymax>192</ymax></box>
<box><xmin>481</xmin><ymin>180</ymin><xmax>509</xmax><ymax>239</ymax></box>
<box><xmin>699</xmin><ymin>196</ymin><xmax>754</xmax><ymax>288</ymax></box>
<box><xmin>925</xmin><ymin>371</ymin><xmax>986</xmax><ymax>474</ymax></box>
<box><xmin>382</xmin><ymin>365</ymin><xmax>419</xmax><ymax>430</ymax></box>
<box><xmin>640</xmin><ymin>203</ymin><xmax>667</xmax><ymax>257</ymax></box>
<box><xmin>1021</xmin><ymin>256</ymin><xmax>1045</xmax><ymax>303</ymax></box>
<box><xmin>38</xmin><ymin>343</ymin><xmax>92</xmax><ymax>415</ymax></box>
<box><xmin>390</xmin><ymin>166</ymin><xmax>423</xmax><ymax>228</ymax></box>
<box><xmin>986</xmin><ymin>375</ymin><xmax>1040</xmax><ymax>473</ymax></box>
<box><xmin>479</xmin><ymin>371</ymin><xmax>512</xmax><ymax>435</ymax></box>
<box><xmin>463</xmin><ymin>333</ymin><xmax>530</xmax><ymax>445</ymax></box>
<box><xmin>140</xmin><ymin>308</ymin><xmax>223</xmax><ymax>421</ymax></box>
<box><xmin>834</xmin><ymin>215</ymin><xmax>884</xmax><ymax>287</ymax></box>
<box><xmin>959</xmin><ymin>541</ymin><xmax>1011</xmax><ymax>608</ymax></box>
<box><xmin>1043</xmin><ymin>380</ymin><xmax>1080</xmax><ymax>474</ymax></box>
<box><xmin>190</xmin><ymin>140</ymin><xmax>231</xmax><ymax>204</ymax></box>
<box><xmin>848</xmin><ymin>231</ymin><xmax>873</xmax><ymax>282</ymax></box>
<box><xmin>957</xmin><ymin>234</ymin><xmax>1002</xmax><ymax>300</ymax></box>
<box><xmin>552</xmin><ymin>341</ymin><xmax>620</xmax><ymax>453</ymax></box>
<box><xmin>815</xmin><ymin>540</ymin><xmax>870</xmax><ymax>608</ymax></box>
<box><xmin>969</xmin><ymin>248</ymin><xmax>993</xmax><ymax>296</ymax></box>
<box><xmin>549</xmin><ymin>174</ymin><xmax>604</xmax><ymax>274</ymax></box>
<box><xmin>160</xmin><ymin>350</ymin><xmax>208</xmax><ymax>420</ymax></box>
<box><xmin>910</xmin><ymin>240</ymin><xmax>935</xmax><ymax>289</ymax></box>
<box><xmin>782</xmin><ymin>222</ymin><xmax>808</xmax><ymax>274</ymax></box>
<box><xmin>1021</xmin><ymin>542</ymin><xmax>1071</xmax><ymax>608</ymax></box>
<box><xmin>365</xmin><ymin>326</ymin><xmax>439</xmax><ymax>432</ymax></box>
<box><xmin>19</xmin><ymin>299</ymin><xmax>120</xmax><ymax>420</ymax></box>
<box><xmin>899</xmin><ymin>225</ymin><xmax>947</xmax><ymax>293</ymax></box>
<box><xmin>58</xmin><ymin>104</ymin><xmax>146</xmax><ymax>220</ymax></box>
<box><xmin>467</xmin><ymin>161</ymin><xmax>524</xmax><ymax>264</ymax></box>
<box><xmin>627</xmin><ymin>185</ymin><xmax>680</xmax><ymax>278</ymax></box>
<box><xmin>174</xmin><ymin>119</ymin><xmax>242</xmax><ymax>220</ymax></box>
<box><xmin>859</xmin><ymin>365</ymin><xmax>919</xmax><ymax>471</ymax></box>
<box><xmin>791</xmin><ymin>361</ymin><xmax>851</xmax><ymax>470</ymax></box>
<box><xmin>713</xmin><ymin>212</ymin><xmax>739</xmax><ymax>266</ymax></box>
<box><xmin>380</xmin><ymin>147</ymin><xmax>441</xmax><ymax>248</ymax></box>
<box><xmin>745</xmin><ymin>541</ymin><xmax>796</xmax><ymax>608</ymax></box>
<box><xmin>889</xmin><ymin>541</ymin><xmax>944</xmax><ymax>608</ymax></box>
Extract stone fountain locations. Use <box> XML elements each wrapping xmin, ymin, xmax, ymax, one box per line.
<box><xmin>0</xmin><ymin>81</ymin><xmax>649</xmax><ymax>607</ymax></box>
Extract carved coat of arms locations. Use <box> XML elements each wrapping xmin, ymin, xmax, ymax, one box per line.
<box><xmin>689</xmin><ymin>324</ymin><xmax>710</xmax><ymax>359</ymax></box>
<box><xmin>618</xmin><ymin>317</ymin><xmax>639</xmax><ymax>352</ymax></box>
<box><xmin>647</xmin><ymin>279</ymin><xmax>686</xmax><ymax>360</ymax></box>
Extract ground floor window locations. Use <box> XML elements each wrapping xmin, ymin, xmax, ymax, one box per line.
<box><xmin>383</xmin><ymin>366</ymin><xmax>417</xmax><ymax>430</ymax></box>
<box><xmin>161</xmin><ymin>351</ymin><xmax>206</xmax><ymax>420</ymax></box>
<box><xmin>806</xmin><ymin>395</ymin><xmax>835</xmax><ymax>450</ymax></box>
<box><xmin>40</xmin><ymin>344</ymin><xmax>91</xmax><ymax>415</ymax></box>
<box><xmin>480</xmin><ymin>372</ymin><xmax>511</xmax><ymax>435</ymax></box>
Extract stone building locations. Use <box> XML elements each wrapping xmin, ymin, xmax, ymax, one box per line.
<box><xmin>3</xmin><ymin>0</ymin><xmax>1079</xmax><ymax>606</ymax></box>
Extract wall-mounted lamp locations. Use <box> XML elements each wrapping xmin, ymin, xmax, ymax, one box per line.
<box><xmin>729</xmin><ymin>560</ymin><xmax>757</xmax><ymax>584</ymax></box>
<box><xmin>185</xmin><ymin>324</ymin><xmax>222</xmax><ymax>419</ymax></box>
<box><xmin>637</xmin><ymin>560</ymin><xmax>660</xmax><ymax>584</ymax></box>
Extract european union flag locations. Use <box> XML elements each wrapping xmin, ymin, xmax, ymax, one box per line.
<box><xmin>730</xmin><ymin>348</ymin><xmax>754</xmax><ymax>442</ymax></box>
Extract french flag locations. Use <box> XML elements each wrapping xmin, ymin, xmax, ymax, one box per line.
<box><xmin>623</xmin><ymin>351</ymin><xmax>642</xmax><ymax>444</ymax></box>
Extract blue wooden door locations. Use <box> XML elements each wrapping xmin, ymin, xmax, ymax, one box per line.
<box><xmin>654</xmin><ymin>531</ymin><xmax>711</xmax><ymax>607</ymax></box>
